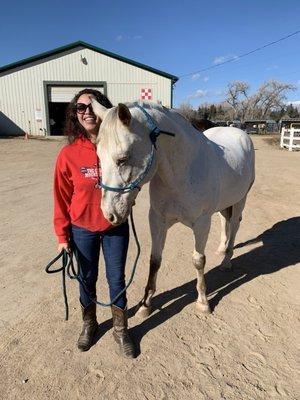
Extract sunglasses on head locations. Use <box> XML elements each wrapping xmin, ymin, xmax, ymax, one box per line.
<box><xmin>75</xmin><ymin>103</ymin><xmax>94</xmax><ymax>114</ymax></box>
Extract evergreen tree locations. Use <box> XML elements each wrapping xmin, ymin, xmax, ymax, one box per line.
<box><xmin>209</xmin><ymin>104</ymin><xmax>217</xmax><ymax>119</ymax></box>
<box><xmin>286</xmin><ymin>104</ymin><xmax>300</xmax><ymax>118</ymax></box>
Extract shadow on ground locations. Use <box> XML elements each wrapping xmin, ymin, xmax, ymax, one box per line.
<box><xmin>95</xmin><ymin>217</ymin><xmax>300</xmax><ymax>356</ymax></box>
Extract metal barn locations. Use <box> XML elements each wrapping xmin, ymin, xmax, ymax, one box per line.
<box><xmin>0</xmin><ymin>41</ymin><xmax>178</xmax><ymax>136</ymax></box>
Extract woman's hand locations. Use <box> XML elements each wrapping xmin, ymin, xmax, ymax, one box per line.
<box><xmin>58</xmin><ymin>242</ymin><xmax>71</xmax><ymax>253</ymax></box>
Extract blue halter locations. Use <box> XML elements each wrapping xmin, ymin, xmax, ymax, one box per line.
<box><xmin>96</xmin><ymin>104</ymin><xmax>175</xmax><ymax>193</ymax></box>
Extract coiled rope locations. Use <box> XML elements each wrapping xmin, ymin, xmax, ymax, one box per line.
<box><xmin>45</xmin><ymin>210</ymin><xmax>140</xmax><ymax>320</ymax></box>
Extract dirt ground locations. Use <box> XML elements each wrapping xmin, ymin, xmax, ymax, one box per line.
<box><xmin>0</xmin><ymin>135</ymin><xmax>299</xmax><ymax>400</ymax></box>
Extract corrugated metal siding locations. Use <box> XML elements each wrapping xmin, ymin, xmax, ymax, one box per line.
<box><xmin>0</xmin><ymin>47</ymin><xmax>172</xmax><ymax>135</ymax></box>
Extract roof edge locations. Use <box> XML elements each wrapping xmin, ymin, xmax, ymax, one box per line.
<box><xmin>0</xmin><ymin>40</ymin><xmax>179</xmax><ymax>82</ymax></box>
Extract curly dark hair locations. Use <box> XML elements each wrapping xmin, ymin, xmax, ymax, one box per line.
<box><xmin>64</xmin><ymin>88</ymin><xmax>113</xmax><ymax>143</ymax></box>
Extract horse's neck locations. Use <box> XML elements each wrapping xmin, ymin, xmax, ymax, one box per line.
<box><xmin>153</xmin><ymin>110</ymin><xmax>211</xmax><ymax>188</ymax></box>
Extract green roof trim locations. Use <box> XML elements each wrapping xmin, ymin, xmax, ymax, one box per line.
<box><xmin>0</xmin><ymin>40</ymin><xmax>179</xmax><ymax>82</ymax></box>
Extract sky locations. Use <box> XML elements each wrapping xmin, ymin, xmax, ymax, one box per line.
<box><xmin>1</xmin><ymin>0</ymin><xmax>300</xmax><ymax>108</ymax></box>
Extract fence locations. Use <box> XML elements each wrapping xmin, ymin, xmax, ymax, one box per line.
<box><xmin>280</xmin><ymin>126</ymin><xmax>300</xmax><ymax>151</ymax></box>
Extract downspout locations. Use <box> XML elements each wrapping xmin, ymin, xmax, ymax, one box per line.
<box><xmin>171</xmin><ymin>79</ymin><xmax>176</xmax><ymax>109</ymax></box>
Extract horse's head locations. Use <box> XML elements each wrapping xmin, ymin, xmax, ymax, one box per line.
<box><xmin>91</xmin><ymin>99</ymin><xmax>157</xmax><ymax>225</ymax></box>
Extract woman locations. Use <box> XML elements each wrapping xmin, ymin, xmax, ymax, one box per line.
<box><xmin>53</xmin><ymin>89</ymin><xmax>135</xmax><ymax>358</ymax></box>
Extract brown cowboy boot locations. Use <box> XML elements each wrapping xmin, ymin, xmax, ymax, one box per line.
<box><xmin>111</xmin><ymin>305</ymin><xmax>135</xmax><ymax>358</ymax></box>
<box><xmin>77</xmin><ymin>302</ymin><xmax>98</xmax><ymax>352</ymax></box>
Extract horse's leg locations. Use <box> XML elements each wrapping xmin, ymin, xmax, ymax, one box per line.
<box><xmin>136</xmin><ymin>208</ymin><xmax>168</xmax><ymax>318</ymax></box>
<box><xmin>192</xmin><ymin>215</ymin><xmax>211</xmax><ymax>314</ymax></box>
<box><xmin>218</xmin><ymin>196</ymin><xmax>247</xmax><ymax>270</ymax></box>
<box><xmin>217</xmin><ymin>207</ymin><xmax>232</xmax><ymax>269</ymax></box>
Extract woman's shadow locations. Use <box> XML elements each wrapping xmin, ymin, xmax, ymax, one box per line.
<box><xmin>95</xmin><ymin>216</ymin><xmax>300</xmax><ymax>355</ymax></box>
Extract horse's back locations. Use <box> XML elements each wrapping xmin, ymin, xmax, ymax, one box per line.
<box><xmin>204</xmin><ymin>126</ymin><xmax>254</xmax><ymax>166</ymax></box>
<box><xmin>204</xmin><ymin>126</ymin><xmax>252</xmax><ymax>151</ymax></box>
<box><xmin>203</xmin><ymin>127</ymin><xmax>255</xmax><ymax>210</ymax></box>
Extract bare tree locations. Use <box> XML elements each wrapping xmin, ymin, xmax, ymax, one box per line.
<box><xmin>176</xmin><ymin>103</ymin><xmax>197</xmax><ymax>120</ymax></box>
<box><xmin>225</xmin><ymin>81</ymin><xmax>250</xmax><ymax>120</ymax></box>
<box><xmin>249</xmin><ymin>80</ymin><xmax>296</xmax><ymax>119</ymax></box>
<box><xmin>225</xmin><ymin>80</ymin><xmax>295</xmax><ymax>121</ymax></box>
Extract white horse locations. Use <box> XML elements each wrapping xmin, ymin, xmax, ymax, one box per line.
<box><xmin>91</xmin><ymin>100</ymin><xmax>255</xmax><ymax>316</ymax></box>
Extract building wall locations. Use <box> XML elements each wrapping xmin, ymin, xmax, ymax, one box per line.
<box><xmin>0</xmin><ymin>46</ymin><xmax>172</xmax><ymax>135</ymax></box>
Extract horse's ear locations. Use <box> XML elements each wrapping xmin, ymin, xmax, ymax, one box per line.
<box><xmin>90</xmin><ymin>97</ymin><xmax>108</xmax><ymax>120</ymax></box>
<box><xmin>117</xmin><ymin>103</ymin><xmax>131</xmax><ymax>127</ymax></box>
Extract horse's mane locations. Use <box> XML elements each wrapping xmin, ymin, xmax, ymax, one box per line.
<box><xmin>125</xmin><ymin>101</ymin><xmax>164</xmax><ymax>111</ymax></box>
<box><xmin>125</xmin><ymin>101</ymin><xmax>198</xmax><ymax>134</ymax></box>
<box><xmin>99</xmin><ymin>102</ymin><xmax>199</xmax><ymax>151</ymax></box>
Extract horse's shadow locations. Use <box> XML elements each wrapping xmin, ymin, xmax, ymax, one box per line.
<box><xmin>94</xmin><ymin>217</ymin><xmax>300</xmax><ymax>355</ymax></box>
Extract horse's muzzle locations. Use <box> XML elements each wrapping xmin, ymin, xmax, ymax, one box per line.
<box><xmin>107</xmin><ymin>211</ymin><xmax>130</xmax><ymax>226</ymax></box>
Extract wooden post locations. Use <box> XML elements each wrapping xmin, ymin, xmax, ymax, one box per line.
<box><xmin>280</xmin><ymin>127</ymin><xmax>284</xmax><ymax>148</ymax></box>
<box><xmin>288</xmin><ymin>128</ymin><xmax>294</xmax><ymax>151</ymax></box>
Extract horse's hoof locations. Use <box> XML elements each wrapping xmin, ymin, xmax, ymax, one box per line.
<box><xmin>196</xmin><ymin>301</ymin><xmax>211</xmax><ymax>314</ymax></box>
<box><xmin>220</xmin><ymin>260</ymin><xmax>232</xmax><ymax>270</ymax></box>
<box><xmin>135</xmin><ymin>304</ymin><xmax>152</xmax><ymax>319</ymax></box>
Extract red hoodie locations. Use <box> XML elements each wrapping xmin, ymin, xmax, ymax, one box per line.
<box><xmin>53</xmin><ymin>136</ymin><xmax>112</xmax><ymax>243</ymax></box>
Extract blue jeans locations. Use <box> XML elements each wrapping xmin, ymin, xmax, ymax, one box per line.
<box><xmin>70</xmin><ymin>221</ymin><xmax>129</xmax><ymax>309</ymax></box>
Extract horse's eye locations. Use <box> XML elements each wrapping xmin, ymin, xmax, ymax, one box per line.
<box><xmin>116</xmin><ymin>157</ymin><xmax>128</xmax><ymax>167</ymax></box>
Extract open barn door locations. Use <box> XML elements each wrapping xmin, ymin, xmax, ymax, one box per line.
<box><xmin>47</xmin><ymin>85</ymin><xmax>105</xmax><ymax>135</ymax></box>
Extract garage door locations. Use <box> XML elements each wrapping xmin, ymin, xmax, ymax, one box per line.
<box><xmin>49</xmin><ymin>86</ymin><xmax>104</xmax><ymax>102</ymax></box>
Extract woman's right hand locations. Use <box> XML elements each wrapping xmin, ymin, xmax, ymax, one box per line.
<box><xmin>58</xmin><ymin>242</ymin><xmax>71</xmax><ymax>253</ymax></box>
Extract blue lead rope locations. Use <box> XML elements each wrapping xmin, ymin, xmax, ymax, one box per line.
<box><xmin>135</xmin><ymin>103</ymin><xmax>175</xmax><ymax>148</ymax></box>
<box><xmin>45</xmin><ymin>210</ymin><xmax>140</xmax><ymax>321</ymax></box>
